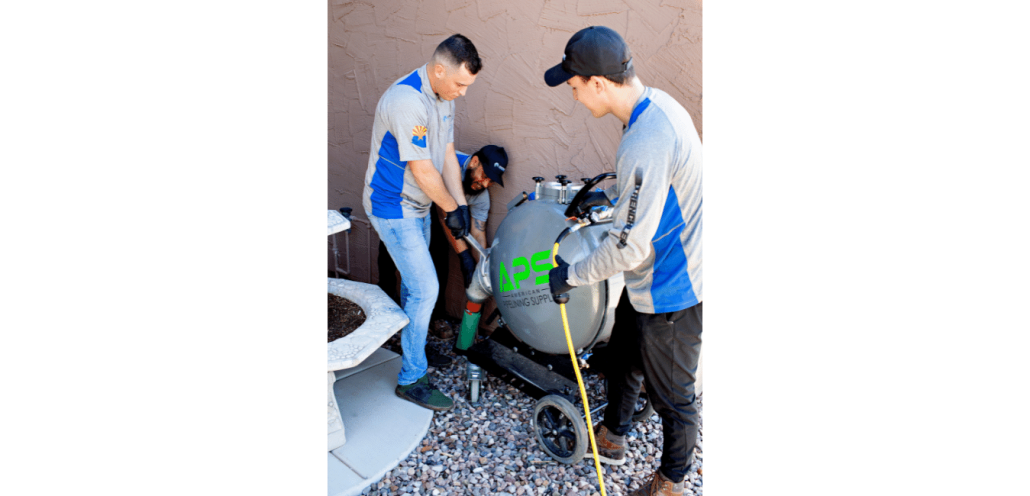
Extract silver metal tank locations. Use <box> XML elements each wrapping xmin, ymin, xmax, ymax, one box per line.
<box><xmin>483</xmin><ymin>180</ymin><xmax>624</xmax><ymax>355</ymax></box>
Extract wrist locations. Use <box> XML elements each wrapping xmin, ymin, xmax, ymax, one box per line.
<box><xmin>563</xmin><ymin>263</ymin><xmax>575</xmax><ymax>285</ymax></box>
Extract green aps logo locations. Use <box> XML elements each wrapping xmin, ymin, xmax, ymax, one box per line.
<box><xmin>498</xmin><ymin>249</ymin><xmax>553</xmax><ymax>292</ymax></box>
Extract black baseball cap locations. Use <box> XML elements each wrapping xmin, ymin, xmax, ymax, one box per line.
<box><xmin>477</xmin><ymin>145</ymin><xmax>508</xmax><ymax>187</ymax></box>
<box><xmin>544</xmin><ymin>26</ymin><xmax>632</xmax><ymax>87</ymax></box>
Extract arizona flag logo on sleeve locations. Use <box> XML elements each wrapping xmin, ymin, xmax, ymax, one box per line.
<box><xmin>411</xmin><ymin>125</ymin><xmax>428</xmax><ymax>148</ymax></box>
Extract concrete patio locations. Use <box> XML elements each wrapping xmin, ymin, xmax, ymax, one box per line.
<box><xmin>329</xmin><ymin>209</ymin><xmax>433</xmax><ymax>495</ymax></box>
<box><xmin>328</xmin><ymin>348</ymin><xmax>433</xmax><ymax>496</ymax></box>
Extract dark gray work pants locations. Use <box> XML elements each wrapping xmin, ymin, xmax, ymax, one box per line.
<box><xmin>603</xmin><ymin>291</ymin><xmax>702</xmax><ymax>483</ymax></box>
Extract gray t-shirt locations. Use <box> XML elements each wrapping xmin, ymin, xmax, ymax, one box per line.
<box><xmin>362</xmin><ymin>64</ymin><xmax>456</xmax><ymax>219</ymax></box>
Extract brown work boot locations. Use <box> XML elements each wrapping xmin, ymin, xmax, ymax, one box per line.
<box><xmin>589</xmin><ymin>424</ymin><xmax>626</xmax><ymax>465</ymax></box>
<box><xmin>630</xmin><ymin>470</ymin><xmax>684</xmax><ymax>496</ymax></box>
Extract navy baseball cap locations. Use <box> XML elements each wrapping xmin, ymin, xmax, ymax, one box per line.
<box><xmin>477</xmin><ymin>145</ymin><xmax>508</xmax><ymax>187</ymax></box>
<box><xmin>544</xmin><ymin>26</ymin><xmax>633</xmax><ymax>87</ymax></box>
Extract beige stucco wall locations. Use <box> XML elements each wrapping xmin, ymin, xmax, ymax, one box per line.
<box><xmin>329</xmin><ymin>0</ymin><xmax>701</xmax><ymax>317</ymax></box>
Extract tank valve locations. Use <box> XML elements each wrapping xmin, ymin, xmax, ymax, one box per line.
<box><xmin>555</xmin><ymin>175</ymin><xmax>570</xmax><ymax>203</ymax></box>
<box><xmin>533</xmin><ymin>176</ymin><xmax>545</xmax><ymax>199</ymax></box>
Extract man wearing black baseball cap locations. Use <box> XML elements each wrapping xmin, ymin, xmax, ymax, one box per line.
<box><xmin>543</xmin><ymin>25</ymin><xmax>634</xmax><ymax>89</ymax></box>
<box><xmin>446</xmin><ymin>144</ymin><xmax>508</xmax><ymax>288</ymax></box>
<box><xmin>544</xmin><ymin>26</ymin><xmax>703</xmax><ymax>496</ymax></box>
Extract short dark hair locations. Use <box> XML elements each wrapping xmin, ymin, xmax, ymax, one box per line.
<box><xmin>577</xmin><ymin>61</ymin><xmax>635</xmax><ymax>86</ymax></box>
<box><xmin>433</xmin><ymin>34</ymin><xmax>482</xmax><ymax>75</ymax></box>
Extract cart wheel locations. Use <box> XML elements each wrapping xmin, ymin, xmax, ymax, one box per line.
<box><xmin>531</xmin><ymin>395</ymin><xmax>588</xmax><ymax>464</ymax></box>
<box><xmin>631</xmin><ymin>392</ymin><xmax>655</xmax><ymax>422</ymax></box>
<box><xmin>469</xmin><ymin>379</ymin><xmax>481</xmax><ymax>404</ymax></box>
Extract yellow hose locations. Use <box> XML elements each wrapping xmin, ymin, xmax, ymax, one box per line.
<box><xmin>552</xmin><ymin>242</ymin><xmax>607</xmax><ymax>496</ymax></box>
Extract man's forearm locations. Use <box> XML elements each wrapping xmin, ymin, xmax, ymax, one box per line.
<box><xmin>410</xmin><ymin>159</ymin><xmax>459</xmax><ymax>211</ymax></box>
<box><xmin>442</xmin><ymin>143</ymin><xmax>467</xmax><ymax>208</ymax></box>
<box><xmin>436</xmin><ymin>206</ymin><xmax>469</xmax><ymax>253</ymax></box>
<box><xmin>471</xmin><ymin>225</ymin><xmax>487</xmax><ymax>263</ymax></box>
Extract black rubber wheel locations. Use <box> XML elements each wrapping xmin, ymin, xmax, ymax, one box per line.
<box><xmin>631</xmin><ymin>392</ymin><xmax>655</xmax><ymax>422</ymax></box>
<box><xmin>531</xmin><ymin>395</ymin><xmax>588</xmax><ymax>464</ymax></box>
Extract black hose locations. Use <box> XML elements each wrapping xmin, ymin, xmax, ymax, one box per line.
<box><xmin>554</xmin><ymin>226</ymin><xmax>574</xmax><ymax>246</ymax></box>
<box><xmin>563</xmin><ymin>172</ymin><xmax>616</xmax><ymax>218</ymax></box>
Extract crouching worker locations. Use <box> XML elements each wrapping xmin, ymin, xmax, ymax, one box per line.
<box><xmin>435</xmin><ymin>144</ymin><xmax>508</xmax><ymax>288</ymax></box>
<box><xmin>544</xmin><ymin>26</ymin><xmax>702</xmax><ymax>495</ymax></box>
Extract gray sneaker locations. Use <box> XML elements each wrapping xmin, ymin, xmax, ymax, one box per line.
<box><xmin>395</xmin><ymin>375</ymin><xmax>454</xmax><ymax>412</ymax></box>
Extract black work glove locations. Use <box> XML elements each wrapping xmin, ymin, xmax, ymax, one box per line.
<box><xmin>570</xmin><ymin>190</ymin><xmax>614</xmax><ymax>219</ymax></box>
<box><xmin>457</xmin><ymin>249</ymin><xmax>477</xmax><ymax>288</ymax></box>
<box><xmin>445</xmin><ymin>205</ymin><xmax>470</xmax><ymax>239</ymax></box>
<box><xmin>548</xmin><ymin>255</ymin><xmax>575</xmax><ymax>304</ymax></box>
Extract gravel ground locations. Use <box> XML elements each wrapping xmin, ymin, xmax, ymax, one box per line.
<box><xmin>365</xmin><ymin>323</ymin><xmax>703</xmax><ymax>496</ymax></box>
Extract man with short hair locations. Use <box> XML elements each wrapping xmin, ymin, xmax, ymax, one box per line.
<box><xmin>362</xmin><ymin>33</ymin><xmax>482</xmax><ymax>412</ymax></box>
<box><xmin>544</xmin><ymin>26</ymin><xmax>703</xmax><ymax>496</ymax></box>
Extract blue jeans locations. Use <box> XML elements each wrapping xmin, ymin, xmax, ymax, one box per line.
<box><xmin>368</xmin><ymin>214</ymin><xmax>438</xmax><ymax>386</ymax></box>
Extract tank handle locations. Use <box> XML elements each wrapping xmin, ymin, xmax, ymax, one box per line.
<box><xmin>563</xmin><ymin>172</ymin><xmax>617</xmax><ymax>219</ymax></box>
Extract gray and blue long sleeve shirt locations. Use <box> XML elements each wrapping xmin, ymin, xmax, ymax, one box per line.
<box><xmin>567</xmin><ymin>87</ymin><xmax>702</xmax><ymax>314</ymax></box>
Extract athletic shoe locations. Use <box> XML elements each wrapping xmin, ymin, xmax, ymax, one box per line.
<box><xmin>395</xmin><ymin>375</ymin><xmax>454</xmax><ymax>411</ymax></box>
<box><xmin>425</xmin><ymin>346</ymin><xmax>453</xmax><ymax>367</ymax></box>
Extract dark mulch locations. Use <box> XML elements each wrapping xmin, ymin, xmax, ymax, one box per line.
<box><xmin>328</xmin><ymin>294</ymin><xmax>366</xmax><ymax>342</ymax></box>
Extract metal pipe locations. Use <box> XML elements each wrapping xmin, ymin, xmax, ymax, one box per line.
<box><xmin>330</xmin><ymin>216</ymin><xmax>375</xmax><ymax>282</ymax></box>
<box><xmin>462</xmin><ymin>234</ymin><xmax>488</xmax><ymax>260</ymax></box>
<box><xmin>330</xmin><ymin>228</ymin><xmax>353</xmax><ymax>277</ymax></box>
